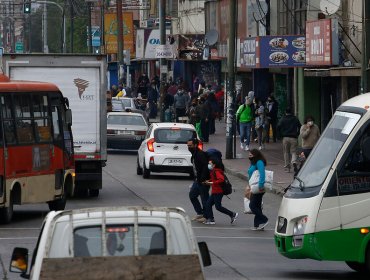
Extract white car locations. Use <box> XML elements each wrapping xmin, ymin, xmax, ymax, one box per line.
<box><xmin>137</xmin><ymin>123</ymin><xmax>202</xmax><ymax>178</ymax></box>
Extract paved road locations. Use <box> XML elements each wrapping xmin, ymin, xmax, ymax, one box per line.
<box><xmin>0</xmin><ymin>152</ymin><xmax>364</xmax><ymax>280</ymax></box>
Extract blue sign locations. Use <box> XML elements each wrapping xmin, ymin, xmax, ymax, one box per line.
<box><xmin>87</xmin><ymin>26</ymin><xmax>101</xmax><ymax>47</ymax></box>
<box><xmin>259</xmin><ymin>35</ymin><xmax>306</xmax><ymax>68</ymax></box>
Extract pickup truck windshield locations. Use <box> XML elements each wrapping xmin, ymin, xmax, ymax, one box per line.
<box><xmin>74</xmin><ymin>225</ymin><xmax>166</xmax><ymax>257</ymax></box>
<box><xmin>290</xmin><ymin>111</ymin><xmax>361</xmax><ymax>190</ymax></box>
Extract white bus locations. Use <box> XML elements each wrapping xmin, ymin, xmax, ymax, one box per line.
<box><xmin>275</xmin><ymin>93</ymin><xmax>370</xmax><ymax>274</ymax></box>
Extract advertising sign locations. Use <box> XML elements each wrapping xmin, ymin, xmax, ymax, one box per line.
<box><xmin>104</xmin><ymin>12</ymin><xmax>134</xmax><ymax>55</ymax></box>
<box><xmin>306</xmin><ymin>18</ymin><xmax>339</xmax><ymax>66</ymax></box>
<box><xmin>135</xmin><ymin>29</ymin><xmax>170</xmax><ymax>59</ymax></box>
<box><xmin>240</xmin><ymin>37</ymin><xmax>259</xmax><ymax>68</ymax></box>
<box><xmin>259</xmin><ymin>36</ymin><xmax>306</xmax><ymax>68</ymax></box>
<box><xmin>155</xmin><ymin>44</ymin><xmax>174</xmax><ymax>59</ymax></box>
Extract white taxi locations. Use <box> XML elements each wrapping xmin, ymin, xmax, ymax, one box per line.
<box><xmin>137</xmin><ymin>123</ymin><xmax>202</xmax><ymax>178</ymax></box>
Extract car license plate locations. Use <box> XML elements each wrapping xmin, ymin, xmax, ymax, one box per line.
<box><xmin>118</xmin><ymin>130</ymin><xmax>132</xmax><ymax>135</ymax></box>
<box><xmin>168</xmin><ymin>159</ymin><xmax>183</xmax><ymax>165</ymax></box>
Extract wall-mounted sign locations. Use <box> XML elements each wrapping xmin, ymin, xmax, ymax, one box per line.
<box><xmin>306</xmin><ymin>18</ymin><xmax>339</xmax><ymax>66</ymax></box>
<box><xmin>135</xmin><ymin>29</ymin><xmax>170</xmax><ymax>59</ymax></box>
<box><xmin>155</xmin><ymin>44</ymin><xmax>174</xmax><ymax>59</ymax></box>
<box><xmin>240</xmin><ymin>35</ymin><xmax>306</xmax><ymax>69</ymax></box>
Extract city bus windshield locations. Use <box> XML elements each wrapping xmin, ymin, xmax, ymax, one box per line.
<box><xmin>291</xmin><ymin>111</ymin><xmax>361</xmax><ymax>189</ymax></box>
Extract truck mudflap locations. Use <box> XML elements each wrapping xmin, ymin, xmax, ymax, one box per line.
<box><xmin>40</xmin><ymin>254</ymin><xmax>204</xmax><ymax>280</ymax></box>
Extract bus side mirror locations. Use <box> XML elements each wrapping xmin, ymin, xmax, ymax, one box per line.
<box><xmin>66</xmin><ymin>109</ymin><xmax>72</xmax><ymax>126</ymax></box>
<box><xmin>198</xmin><ymin>241</ymin><xmax>212</xmax><ymax>267</ymax></box>
<box><xmin>9</xmin><ymin>247</ymin><xmax>28</xmax><ymax>274</ymax></box>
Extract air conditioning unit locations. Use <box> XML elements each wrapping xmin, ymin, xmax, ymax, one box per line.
<box><xmin>140</xmin><ymin>20</ymin><xmax>148</xmax><ymax>28</ymax></box>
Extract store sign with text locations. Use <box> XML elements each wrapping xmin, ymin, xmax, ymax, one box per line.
<box><xmin>240</xmin><ymin>35</ymin><xmax>306</xmax><ymax>69</ymax></box>
<box><xmin>306</xmin><ymin>18</ymin><xmax>339</xmax><ymax>66</ymax></box>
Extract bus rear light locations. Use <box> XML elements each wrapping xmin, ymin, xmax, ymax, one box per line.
<box><xmin>147</xmin><ymin>138</ymin><xmax>155</xmax><ymax>152</ymax></box>
<box><xmin>360</xmin><ymin>228</ymin><xmax>369</xmax><ymax>234</ymax></box>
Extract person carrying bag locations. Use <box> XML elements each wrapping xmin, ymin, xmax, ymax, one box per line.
<box><xmin>247</xmin><ymin>149</ymin><xmax>269</xmax><ymax>230</ymax></box>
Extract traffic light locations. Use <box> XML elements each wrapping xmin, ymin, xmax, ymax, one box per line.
<box><xmin>23</xmin><ymin>1</ymin><xmax>31</xmax><ymax>14</ymax></box>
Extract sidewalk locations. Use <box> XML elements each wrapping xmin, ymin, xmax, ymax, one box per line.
<box><xmin>203</xmin><ymin>121</ymin><xmax>295</xmax><ymax>196</ymax></box>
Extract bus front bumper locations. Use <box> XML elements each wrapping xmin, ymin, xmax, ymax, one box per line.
<box><xmin>274</xmin><ymin>234</ymin><xmax>321</xmax><ymax>260</ymax></box>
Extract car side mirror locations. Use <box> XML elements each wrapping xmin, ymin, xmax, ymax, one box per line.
<box><xmin>198</xmin><ymin>241</ymin><xmax>212</xmax><ymax>267</ymax></box>
<box><xmin>9</xmin><ymin>247</ymin><xmax>28</xmax><ymax>274</ymax></box>
<box><xmin>66</xmin><ymin>109</ymin><xmax>72</xmax><ymax>126</ymax></box>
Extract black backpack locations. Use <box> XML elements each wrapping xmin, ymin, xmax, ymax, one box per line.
<box><xmin>222</xmin><ymin>174</ymin><xmax>232</xmax><ymax>195</ymax></box>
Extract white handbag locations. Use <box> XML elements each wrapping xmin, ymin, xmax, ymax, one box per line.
<box><xmin>249</xmin><ymin>170</ymin><xmax>274</xmax><ymax>194</ymax></box>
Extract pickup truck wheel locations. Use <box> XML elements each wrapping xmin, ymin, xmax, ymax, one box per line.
<box><xmin>89</xmin><ymin>189</ymin><xmax>100</xmax><ymax>197</ymax></box>
<box><xmin>48</xmin><ymin>192</ymin><xmax>66</xmax><ymax>211</ymax></box>
<box><xmin>0</xmin><ymin>192</ymin><xmax>13</xmax><ymax>224</ymax></box>
<box><xmin>137</xmin><ymin>157</ymin><xmax>143</xmax><ymax>175</ymax></box>
<box><xmin>143</xmin><ymin>161</ymin><xmax>150</xmax><ymax>179</ymax></box>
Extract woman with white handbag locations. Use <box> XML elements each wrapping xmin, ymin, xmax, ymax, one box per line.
<box><xmin>247</xmin><ymin>149</ymin><xmax>269</xmax><ymax>230</ymax></box>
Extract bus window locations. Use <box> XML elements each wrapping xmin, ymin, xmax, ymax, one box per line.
<box><xmin>51</xmin><ymin>106</ymin><xmax>62</xmax><ymax>142</ymax></box>
<box><xmin>33</xmin><ymin>94</ymin><xmax>52</xmax><ymax>143</ymax></box>
<box><xmin>14</xmin><ymin>95</ymin><xmax>35</xmax><ymax>144</ymax></box>
<box><xmin>1</xmin><ymin>96</ymin><xmax>16</xmax><ymax>145</ymax></box>
<box><xmin>15</xmin><ymin>95</ymin><xmax>32</xmax><ymax>118</ymax></box>
<box><xmin>16</xmin><ymin>120</ymin><xmax>34</xmax><ymax>144</ymax></box>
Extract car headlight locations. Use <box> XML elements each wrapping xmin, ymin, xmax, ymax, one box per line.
<box><xmin>293</xmin><ymin>216</ymin><xmax>308</xmax><ymax>236</ymax></box>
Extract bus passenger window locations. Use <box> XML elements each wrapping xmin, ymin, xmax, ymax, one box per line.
<box><xmin>4</xmin><ymin>121</ymin><xmax>16</xmax><ymax>145</ymax></box>
<box><xmin>15</xmin><ymin>96</ymin><xmax>31</xmax><ymax>118</ymax></box>
<box><xmin>16</xmin><ymin>120</ymin><xmax>34</xmax><ymax>144</ymax></box>
<box><xmin>51</xmin><ymin>107</ymin><xmax>61</xmax><ymax>141</ymax></box>
<box><xmin>34</xmin><ymin>119</ymin><xmax>52</xmax><ymax>142</ymax></box>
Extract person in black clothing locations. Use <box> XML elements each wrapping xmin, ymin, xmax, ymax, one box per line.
<box><xmin>196</xmin><ymin>94</ymin><xmax>210</xmax><ymax>142</ymax></box>
<box><xmin>265</xmin><ymin>95</ymin><xmax>279</xmax><ymax>142</ymax></box>
<box><xmin>277</xmin><ymin>107</ymin><xmax>301</xmax><ymax>173</ymax></box>
<box><xmin>187</xmin><ymin>138</ymin><xmax>210</xmax><ymax>222</ymax></box>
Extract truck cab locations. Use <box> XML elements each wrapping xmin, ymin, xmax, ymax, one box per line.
<box><xmin>10</xmin><ymin>206</ymin><xmax>211</xmax><ymax>279</ymax></box>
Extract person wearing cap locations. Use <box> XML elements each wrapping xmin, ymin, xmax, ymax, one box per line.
<box><xmin>236</xmin><ymin>91</ymin><xmax>255</xmax><ymax>151</ymax></box>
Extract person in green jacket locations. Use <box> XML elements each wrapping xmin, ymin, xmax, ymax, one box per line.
<box><xmin>236</xmin><ymin>91</ymin><xmax>255</xmax><ymax>151</ymax></box>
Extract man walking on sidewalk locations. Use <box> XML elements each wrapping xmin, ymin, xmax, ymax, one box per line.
<box><xmin>236</xmin><ymin>91</ymin><xmax>255</xmax><ymax>151</ymax></box>
<box><xmin>277</xmin><ymin>107</ymin><xmax>301</xmax><ymax>172</ymax></box>
<box><xmin>187</xmin><ymin>138</ymin><xmax>210</xmax><ymax>222</ymax></box>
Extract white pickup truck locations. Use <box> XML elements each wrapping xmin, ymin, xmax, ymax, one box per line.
<box><xmin>9</xmin><ymin>206</ymin><xmax>211</xmax><ymax>280</ymax></box>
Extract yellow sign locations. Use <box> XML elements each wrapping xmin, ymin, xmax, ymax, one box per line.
<box><xmin>104</xmin><ymin>12</ymin><xmax>134</xmax><ymax>55</ymax></box>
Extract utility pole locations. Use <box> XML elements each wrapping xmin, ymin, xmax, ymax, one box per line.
<box><xmin>362</xmin><ymin>0</ymin><xmax>370</xmax><ymax>93</ymax></box>
<box><xmin>43</xmin><ymin>3</ymin><xmax>48</xmax><ymax>53</ymax></box>
<box><xmin>159</xmin><ymin>0</ymin><xmax>166</xmax><ymax>121</ymax></box>
<box><xmin>87</xmin><ymin>2</ymin><xmax>92</xmax><ymax>53</ymax></box>
<box><xmin>225</xmin><ymin>0</ymin><xmax>236</xmax><ymax>159</ymax></box>
<box><xmin>117</xmin><ymin>0</ymin><xmax>124</xmax><ymax>83</ymax></box>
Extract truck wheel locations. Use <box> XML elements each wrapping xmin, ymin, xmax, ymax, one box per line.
<box><xmin>89</xmin><ymin>189</ymin><xmax>100</xmax><ymax>197</ymax></box>
<box><xmin>143</xmin><ymin>161</ymin><xmax>150</xmax><ymax>179</ymax></box>
<box><xmin>48</xmin><ymin>191</ymin><xmax>66</xmax><ymax>211</ymax></box>
<box><xmin>0</xmin><ymin>192</ymin><xmax>13</xmax><ymax>224</ymax></box>
<box><xmin>345</xmin><ymin>261</ymin><xmax>366</xmax><ymax>273</ymax></box>
<box><xmin>137</xmin><ymin>157</ymin><xmax>143</xmax><ymax>175</ymax></box>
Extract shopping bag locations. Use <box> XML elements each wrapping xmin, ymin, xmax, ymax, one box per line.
<box><xmin>249</xmin><ymin>170</ymin><xmax>274</xmax><ymax>194</ymax></box>
<box><xmin>244</xmin><ymin>197</ymin><xmax>252</xmax><ymax>214</ymax></box>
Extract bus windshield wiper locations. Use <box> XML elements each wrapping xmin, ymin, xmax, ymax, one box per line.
<box><xmin>294</xmin><ymin>176</ymin><xmax>305</xmax><ymax>191</ymax></box>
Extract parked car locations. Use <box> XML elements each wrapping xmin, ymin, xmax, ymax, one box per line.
<box><xmin>107</xmin><ymin>111</ymin><xmax>148</xmax><ymax>151</ymax></box>
<box><xmin>137</xmin><ymin>123</ymin><xmax>202</xmax><ymax>178</ymax></box>
<box><xmin>112</xmin><ymin>97</ymin><xmax>149</xmax><ymax>120</ymax></box>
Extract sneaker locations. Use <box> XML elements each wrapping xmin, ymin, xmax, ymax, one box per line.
<box><xmin>254</xmin><ymin>138</ymin><xmax>258</xmax><ymax>143</ymax></box>
<box><xmin>231</xmin><ymin>212</ymin><xmax>239</xmax><ymax>224</ymax></box>
<box><xmin>244</xmin><ymin>145</ymin><xmax>249</xmax><ymax>151</ymax></box>
<box><xmin>251</xmin><ymin>227</ymin><xmax>259</xmax><ymax>231</ymax></box>
<box><xmin>191</xmin><ymin>214</ymin><xmax>203</xmax><ymax>221</ymax></box>
<box><xmin>244</xmin><ymin>210</ymin><xmax>253</xmax><ymax>214</ymax></box>
<box><xmin>258</xmin><ymin>146</ymin><xmax>262</xmax><ymax>150</ymax></box>
<box><xmin>257</xmin><ymin>221</ymin><xmax>269</xmax><ymax>230</ymax></box>
<box><xmin>196</xmin><ymin>217</ymin><xmax>206</xmax><ymax>223</ymax></box>
<box><xmin>203</xmin><ymin>219</ymin><xmax>216</xmax><ymax>225</ymax></box>
<box><xmin>240</xmin><ymin>143</ymin><xmax>245</xmax><ymax>150</ymax></box>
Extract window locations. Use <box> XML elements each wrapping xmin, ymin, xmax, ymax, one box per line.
<box><xmin>14</xmin><ymin>95</ymin><xmax>34</xmax><ymax>144</ymax></box>
<box><xmin>107</xmin><ymin>115</ymin><xmax>146</xmax><ymax>126</ymax></box>
<box><xmin>73</xmin><ymin>225</ymin><xmax>166</xmax><ymax>257</ymax></box>
<box><xmin>1</xmin><ymin>96</ymin><xmax>16</xmax><ymax>145</ymax></box>
<box><xmin>154</xmin><ymin>129</ymin><xmax>196</xmax><ymax>144</ymax></box>
<box><xmin>33</xmin><ymin>95</ymin><xmax>52</xmax><ymax>143</ymax></box>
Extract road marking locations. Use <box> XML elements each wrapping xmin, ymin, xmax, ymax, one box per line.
<box><xmin>0</xmin><ymin>237</ymin><xmax>37</xmax><ymax>240</ymax></box>
<box><xmin>197</xmin><ymin>235</ymin><xmax>273</xmax><ymax>240</ymax></box>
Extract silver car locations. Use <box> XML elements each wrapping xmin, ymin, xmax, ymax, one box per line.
<box><xmin>107</xmin><ymin>112</ymin><xmax>148</xmax><ymax>151</ymax></box>
<box><xmin>112</xmin><ymin>97</ymin><xmax>149</xmax><ymax>120</ymax></box>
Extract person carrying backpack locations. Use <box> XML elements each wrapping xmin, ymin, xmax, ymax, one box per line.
<box><xmin>202</xmin><ymin>158</ymin><xmax>238</xmax><ymax>225</ymax></box>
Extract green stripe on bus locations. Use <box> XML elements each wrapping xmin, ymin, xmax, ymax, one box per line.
<box><xmin>275</xmin><ymin>228</ymin><xmax>370</xmax><ymax>262</ymax></box>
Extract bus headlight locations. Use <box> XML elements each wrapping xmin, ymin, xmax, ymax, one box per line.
<box><xmin>292</xmin><ymin>216</ymin><xmax>308</xmax><ymax>247</ymax></box>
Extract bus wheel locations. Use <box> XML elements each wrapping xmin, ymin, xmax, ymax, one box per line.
<box><xmin>48</xmin><ymin>192</ymin><xmax>66</xmax><ymax>211</ymax></box>
<box><xmin>89</xmin><ymin>189</ymin><xmax>99</xmax><ymax>197</ymax></box>
<box><xmin>345</xmin><ymin>261</ymin><xmax>366</xmax><ymax>273</ymax></box>
<box><xmin>0</xmin><ymin>192</ymin><xmax>13</xmax><ymax>224</ymax></box>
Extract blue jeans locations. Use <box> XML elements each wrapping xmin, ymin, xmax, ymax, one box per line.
<box><xmin>204</xmin><ymin>193</ymin><xmax>234</xmax><ymax>220</ymax></box>
<box><xmin>189</xmin><ymin>182</ymin><xmax>210</xmax><ymax>215</ymax></box>
<box><xmin>250</xmin><ymin>192</ymin><xmax>268</xmax><ymax>227</ymax></box>
<box><xmin>240</xmin><ymin>122</ymin><xmax>252</xmax><ymax>145</ymax></box>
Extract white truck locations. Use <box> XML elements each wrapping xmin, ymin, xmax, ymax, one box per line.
<box><xmin>9</xmin><ymin>206</ymin><xmax>211</xmax><ymax>280</ymax></box>
<box><xmin>2</xmin><ymin>54</ymin><xmax>107</xmax><ymax>197</ymax></box>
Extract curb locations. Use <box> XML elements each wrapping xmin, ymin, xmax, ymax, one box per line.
<box><xmin>224</xmin><ymin>166</ymin><xmax>285</xmax><ymax>197</ymax></box>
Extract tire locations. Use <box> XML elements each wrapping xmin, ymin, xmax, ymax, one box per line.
<box><xmin>137</xmin><ymin>157</ymin><xmax>143</xmax><ymax>175</ymax></box>
<box><xmin>346</xmin><ymin>261</ymin><xmax>366</xmax><ymax>273</ymax></box>
<box><xmin>89</xmin><ymin>189</ymin><xmax>100</xmax><ymax>197</ymax></box>
<box><xmin>48</xmin><ymin>191</ymin><xmax>67</xmax><ymax>211</ymax></box>
<box><xmin>143</xmin><ymin>160</ymin><xmax>150</xmax><ymax>179</ymax></box>
<box><xmin>0</xmin><ymin>192</ymin><xmax>13</xmax><ymax>224</ymax></box>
